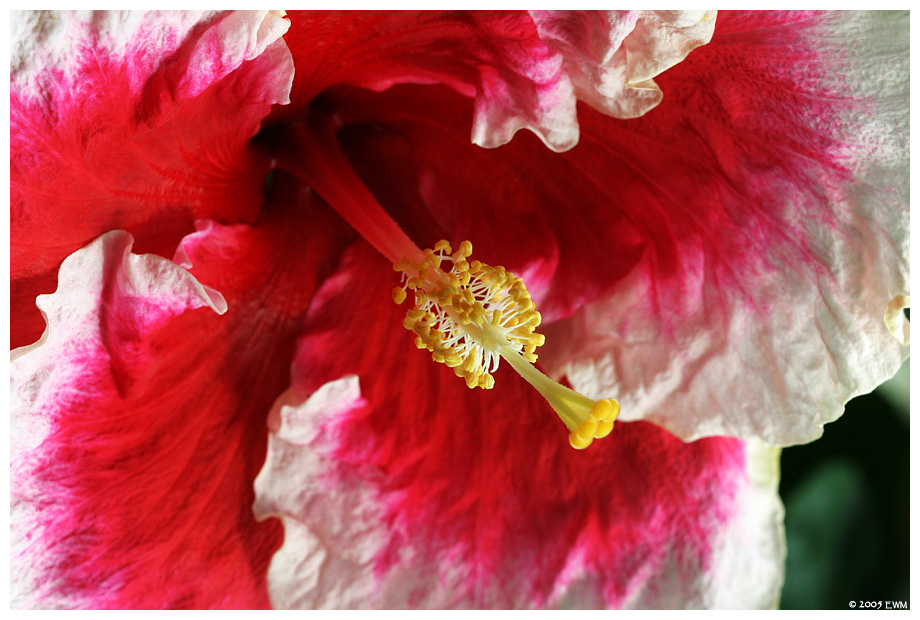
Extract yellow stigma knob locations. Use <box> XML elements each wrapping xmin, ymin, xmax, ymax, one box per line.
<box><xmin>568</xmin><ymin>398</ymin><xmax>620</xmax><ymax>449</ymax></box>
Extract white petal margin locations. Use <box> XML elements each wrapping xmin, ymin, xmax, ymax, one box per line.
<box><xmin>253</xmin><ymin>376</ymin><xmax>385</xmax><ymax>609</ymax></box>
<box><xmin>10</xmin><ymin>231</ymin><xmax>226</xmax><ymax>608</ymax></box>
<box><xmin>543</xmin><ymin>11</ymin><xmax>909</xmax><ymax>446</ymax></box>
<box><xmin>531</xmin><ymin>10</ymin><xmax>716</xmax><ymax>120</ymax></box>
<box><xmin>11</xmin><ymin>10</ymin><xmax>292</xmax><ymax>106</ymax></box>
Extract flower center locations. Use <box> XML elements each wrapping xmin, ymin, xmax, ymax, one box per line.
<box><xmin>391</xmin><ymin>238</ymin><xmax>620</xmax><ymax>449</ymax></box>
<box><xmin>282</xmin><ymin>110</ymin><xmax>620</xmax><ymax>449</ymax></box>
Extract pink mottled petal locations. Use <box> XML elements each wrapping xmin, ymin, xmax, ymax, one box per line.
<box><xmin>531</xmin><ymin>10</ymin><xmax>716</xmax><ymax>119</ymax></box>
<box><xmin>11</xmin><ymin>10</ymin><xmax>294</xmax><ymax>348</ymax></box>
<box><xmin>253</xmin><ymin>242</ymin><xmax>785</xmax><ymax>609</ymax></box>
<box><xmin>10</xmin><ymin>175</ymin><xmax>352</xmax><ymax>609</ymax></box>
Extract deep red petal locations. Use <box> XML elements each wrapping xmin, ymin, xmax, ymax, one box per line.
<box><xmin>11</xmin><ymin>11</ymin><xmax>294</xmax><ymax>348</ymax></box>
<box><xmin>11</xmin><ymin>174</ymin><xmax>353</xmax><ymax>609</ymax></box>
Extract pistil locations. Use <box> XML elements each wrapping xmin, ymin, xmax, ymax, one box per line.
<box><xmin>283</xmin><ymin>112</ymin><xmax>620</xmax><ymax>449</ymax></box>
<box><xmin>282</xmin><ymin>111</ymin><xmax>426</xmax><ymax>266</ymax></box>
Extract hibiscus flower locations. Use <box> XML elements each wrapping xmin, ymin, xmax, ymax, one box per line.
<box><xmin>10</xmin><ymin>10</ymin><xmax>909</xmax><ymax>610</ymax></box>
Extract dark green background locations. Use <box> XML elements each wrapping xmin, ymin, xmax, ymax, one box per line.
<box><xmin>779</xmin><ymin>360</ymin><xmax>909</xmax><ymax>610</ymax></box>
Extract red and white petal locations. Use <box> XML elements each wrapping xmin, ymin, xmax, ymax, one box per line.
<box><xmin>546</xmin><ymin>10</ymin><xmax>910</xmax><ymax>445</ymax></box>
<box><xmin>11</xmin><ymin>176</ymin><xmax>351</xmax><ymax>609</ymax></box>
<box><xmin>531</xmin><ymin>10</ymin><xmax>716</xmax><ymax>119</ymax></box>
<box><xmin>253</xmin><ymin>242</ymin><xmax>785</xmax><ymax>609</ymax></box>
<box><xmin>11</xmin><ymin>10</ymin><xmax>294</xmax><ymax>348</ymax></box>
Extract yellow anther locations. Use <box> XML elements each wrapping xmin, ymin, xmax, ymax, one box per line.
<box><xmin>457</xmin><ymin>240</ymin><xmax>473</xmax><ymax>259</ymax></box>
<box><xmin>509</xmin><ymin>287</ymin><xmax>529</xmax><ymax>302</ymax></box>
<box><xmin>471</xmin><ymin>307</ymin><xmax>486</xmax><ymax>325</ymax></box>
<box><xmin>434</xmin><ymin>239</ymin><xmax>452</xmax><ymax>254</ymax></box>
<box><xmin>392</xmin><ymin>286</ymin><xmax>407</xmax><ymax>304</ymax></box>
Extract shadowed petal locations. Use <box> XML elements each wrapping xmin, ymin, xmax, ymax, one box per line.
<box><xmin>280</xmin><ymin>11</ymin><xmax>711</xmax><ymax>153</ymax></box>
<box><xmin>254</xmin><ymin>242</ymin><xmax>785</xmax><ymax>609</ymax></box>
<box><xmin>280</xmin><ymin>10</ymin><xmax>576</xmax><ymax>151</ymax></box>
<box><xmin>11</xmin><ymin>175</ymin><xmax>352</xmax><ymax>609</ymax></box>
<box><xmin>11</xmin><ymin>10</ymin><xmax>294</xmax><ymax>347</ymax></box>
